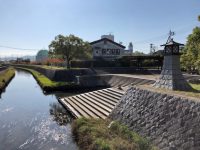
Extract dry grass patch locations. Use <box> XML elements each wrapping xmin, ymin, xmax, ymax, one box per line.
<box><xmin>139</xmin><ymin>84</ymin><xmax>200</xmax><ymax>100</ymax></box>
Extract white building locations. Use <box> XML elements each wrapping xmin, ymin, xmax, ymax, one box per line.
<box><xmin>90</xmin><ymin>34</ymin><xmax>132</xmax><ymax>60</ymax></box>
<box><xmin>124</xmin><ymin>42</ymin><xmax>133</xmax><ymax>55</ymax></box>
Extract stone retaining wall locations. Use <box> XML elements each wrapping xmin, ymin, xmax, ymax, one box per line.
<box><xmin>78</xmin><ymin>75</ymin><xmax>155</xmax><ymax>87</ymax></box>
<box><xmin>12</xmin><ymin>65</ymin><xmax>95</xmax><ymax>82</ymax></box>
<box><xmin>94</xmin><ymin>67</ymin><xmax>161</xmax><ymax>74</ymax></box>
<box><xmin>110</xmin><ymin>87</ymin><xmax>200</xmax><ymax>150</ymax></box>
<box><xmin>0</xmin><ymin>66</ymin><xmax>8</xmax><ymax>72</ymax></box>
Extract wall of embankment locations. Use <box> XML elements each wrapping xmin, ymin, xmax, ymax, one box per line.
<box><xmin>110</xmin><ymin>87</ymin><xmax>200</xmax><ymax>150</ymax></box>
<box><xmin>0</xmin><ymin>66</ymin><xmax>8</xmax><ymax>72</ymax></box>
<box><xmin>12</xmin><ymin>64</ymin><xmax>95</xmax><ymax>82</ymax></box>
<box><xmin>12</xmin><ymin>65</ymin><xmax>156</xmax><ymax>88</ymax></box>
<box><xmin>78</xmin><ymin>75</ymin><xmax>155</xmax><ymax>87</ymax></box>
<box><xmin>93</xmin><ymin>67</ymin><xmax>161</xmax><ymax>74</ymax></box>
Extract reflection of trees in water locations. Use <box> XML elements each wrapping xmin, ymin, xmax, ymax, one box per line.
<box><xmin>49</xmin><ymin>102</ymin><xmax>73</xmax><ymax>126</ymax></box>
<box><xmin>0</xmin><ymin>88</ymin><xmax>6</xmax><ymax>99</ymax></box>
<box><xmin>15</xmin><ymin>69</ymin><xmax>32</xmax><ymax>77</ymax></box>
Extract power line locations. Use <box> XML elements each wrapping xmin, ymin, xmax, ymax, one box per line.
<box><xmin>134</xmin><ymin>33</ymin><xmax>168</xmax><ymax>44</ymax></box>
<box><xmin>0</xmin><ymin>45</ymin><xmax>39</xmax><ymax>51</ymax></box>
<box><xmin>134</xmin><ymin>23</ymin><xmax>198</xmax><ymax>45</ymax></box>
<box><xmin>0</xmin><ymin>23</ymin><xmax>198</xmax><ymax>51</ymax></box>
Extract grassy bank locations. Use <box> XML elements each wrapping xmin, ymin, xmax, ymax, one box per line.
<box><xmin>72</xmin><ymin>118</ymin><xmax>156</xmax><ymax>150</ymax></box>
<box><xmin>40</xmin><ymin>65</ymin><xmax>65</xmax><ymax>70</ymax></box>
<box><xmin>0</xmin><ymin>67</ymin><xmax>15</xmax><ymax>93</ymax></box>
<box><xmin>190</xmin><ymin>83</ymin><xmax>200</xmax><ymax>91</ymax></box>
<box><xmin>16</xmin><ymin>67</ymin><xmax>77</xmax><ymax>92</ymax></box>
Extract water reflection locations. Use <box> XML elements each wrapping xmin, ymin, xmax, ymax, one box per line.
<box><xmin>0</xmin><ymin>70</ymin><xmax>78</xmax><ymax>150</ymax></box>
<box><xmin>16</xmin><ymin>69</ymin><xmax>33</xmax><ymax>77</ymax></box>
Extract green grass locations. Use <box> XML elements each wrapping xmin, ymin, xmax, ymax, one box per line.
<box><xmin>14</xmin><ymin>64</ymin><xmax>89</xmax><ymax>70</ymax></box>
<box><xmin>37</xmin><ymin>65</ymin><xmax>88</xmax><ymax>70</ymax></box>
<box><xmin>40</xmin><ymin>65</ymin><xmax>66</xmax><ymax>70</ymax></box>
<box><xmin>16</xmin><ymin>67</ymin><xmax>74</xmax><ymax>89</ymax></box>
<box><xmin>190</xmin><ymin>83</ymin><xmax>200</xmax><ymax>91</ymax></box>
<box><xmin>0</xmin><ymin>67</ymin><xmax>15</xmax><ymax>90</ymax></box>
<box><xmin>72</xmin><ymin>118</ymin><xmax>156</xmax><ymax>150</ymax></box>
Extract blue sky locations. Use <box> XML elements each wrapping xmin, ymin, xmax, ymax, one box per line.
<box><xmin>0</xmin><ymin>0</ymin><xmax>199</xmax><ymax>57</ymax></box>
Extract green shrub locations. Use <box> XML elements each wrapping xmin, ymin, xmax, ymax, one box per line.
<box><xmin>72</xmin><ymin>118</ymin><xmax>155</xmax><ymax>150</ymax></box>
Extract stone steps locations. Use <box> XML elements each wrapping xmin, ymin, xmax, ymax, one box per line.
<box><xmin>87</xmin><ymin>92</ymin><xmax>115</xmax><ymax>108</ymax></box>
<box><xmin>59</xmin><ymin>88</ymin><xmax>125</xmax><ymax>119</ymax></box>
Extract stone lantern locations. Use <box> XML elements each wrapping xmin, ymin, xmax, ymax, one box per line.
<box><xmin>153</xmin><ymin>38</ymin><xmax>192</xmax><ymax>91</ymax></box>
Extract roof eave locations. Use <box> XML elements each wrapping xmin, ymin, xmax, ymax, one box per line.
<box><xmin>90</xmin><ymin>38</ymin><xmax>126</xmax><ymax>49</ymax></box>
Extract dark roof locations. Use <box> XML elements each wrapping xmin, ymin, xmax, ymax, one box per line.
<box><xmin>161</xmin><ymin>38</ymin><xmax>184</xmax><ymax>46</ymax></box>
<box><xmin>90</xmin><ymin>38</ymin><xmax>126</xmax><ymax>48</ymax></box>
<box><xmin>153</xmin><ymin>50</ymin><xmax>164</xmax><ymax>56</ymax></box>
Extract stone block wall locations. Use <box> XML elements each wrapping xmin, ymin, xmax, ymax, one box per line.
<box><xmin>0</xmin><ymin>66</ymin><xmax>8</xmax><ymax>72</ymax></box>
<box><xmin>78</xmin><ymin>75</ymin><xmax>155</xmax><ymax>88</ymax></box>
<box><xmin>12</xmin><ymin>64</ymin><xmax>95</xmax><ymax>82</ymax></box>
<box><xmin>110</xmin><ymin>87</ymin><xmax>200</xmax><ymax>150</ymax></box>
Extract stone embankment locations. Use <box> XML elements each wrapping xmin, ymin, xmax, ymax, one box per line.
<box><xmin>93</xmin><ymin>67</ymin><xmax>161</xmax><ymax>74</ymax></box>
<box><xmin>110</xmin><ymin>86</ymin><xmax>200</xmax><ymax>150</ymax></box>
<box><xmin>78</xmin><ymin>74</ymin><xmax>155</xmax><ymax>87</ymax></box>
<box><xmin>12</xmin><ymin>65</ymin><xmax>156</xmax><ymax>88</ymax></box>
<box><xmin>0</xmin><ymin>66</ymin><xmax>8</xmax><ymax>72</ymax></box>
<box><xmin>12</xmin><ymin>64</ymin><xmax>95</xmax><ymax>82</ymax></box>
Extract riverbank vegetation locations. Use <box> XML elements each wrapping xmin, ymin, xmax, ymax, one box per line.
<box><xmin>72</xmin><ymin>118</ymin><xmax>156</xmax><ymax>150</ymax></box>
<box><xmin>16</xmin><ymin>67</ymin><xmax>76</xmax><ymax>92</ymax></box>
<box><xmin>0</xmin><ymin>67</ymin><xmax>15</xmax><ymax>92</ymax></box>
<box><xmin>190</xmin><ymin>83</ymin><xmax>200</xmax><ymax>91</ymax></box>
<box><xmin>181</xmin><ymin>15</ymin><xmax>200</xmax><ymax>74</ymax></box>
<box><xmin>49</xmin><ymin>34</ymin><xmax>92</xmax><ymax>68</ymax></box>
<box><xmin>15</xmin><ymin>64</ymin><xmax>65</xmax><ymax>70</ymax></box>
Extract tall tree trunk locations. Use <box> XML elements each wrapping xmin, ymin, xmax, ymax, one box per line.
<box><xmin>66</xmin><ymin>59</ymin><xmax>71</xmax><ymax>69</ymax></box>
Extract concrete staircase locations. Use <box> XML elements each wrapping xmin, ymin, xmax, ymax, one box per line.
<box><xmin>59</xmin><ymin>88</ymin><xmax>125</xmax><ymax>119</ymax></box>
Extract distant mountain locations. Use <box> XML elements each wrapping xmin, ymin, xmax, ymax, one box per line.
<box><xmin>22</xmin><ymin>55</ymin><xmax>36</xmax><ymax>61</ymax></box>
<box><xmin>0</xmin><ymin>55</ymin><xmax>36</xmax><ymax>61</ymax></box>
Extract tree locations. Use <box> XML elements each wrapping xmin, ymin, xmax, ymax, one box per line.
<box><xmin>181</xmin><ymin>16</ymin><xmax>200</xmax><ymax>73</ymax></box>
<box><xmin>132</xmin><ymin>51</ymin><xmax>146</xmax><ymax>56</ymax></box>
<box><xmin>49</xmin><ymin>34</ymin><xmax>92</xmax><ymax>68</ymax></box>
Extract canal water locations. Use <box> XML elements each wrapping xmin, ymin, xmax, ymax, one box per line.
<box><xmin>0</xmin><ymin>70</ymin><xmax>78</xmax><ymax>150</ymax></box>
